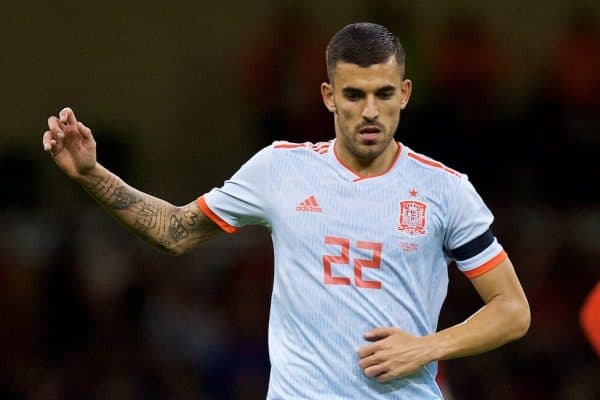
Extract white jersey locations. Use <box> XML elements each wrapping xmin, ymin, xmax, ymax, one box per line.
<box><xmin>198</xmin><ymin>140</ymin><xmax>506</xmax><ymax>399</ymax></box>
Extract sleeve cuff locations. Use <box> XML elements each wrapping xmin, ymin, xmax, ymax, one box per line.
<box><xmin>463</xmin><ymin>250</ymin><xmax>507</xmax><ymax>278</ymax></box>
<box><xmin>196</xmin><ymin>195</ymin><xmax>239</xmax><ymax>234</ymax></box>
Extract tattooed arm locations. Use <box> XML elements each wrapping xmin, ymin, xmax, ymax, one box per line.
<box><xmin>43</xmin><ymin>107</ymin><xmax>220</xmax><ymax>254</ymax></box>
<box><xmin>81</xmin><ymin>165</ymin><xmax>220</xmax><ymax>254</ymax></box>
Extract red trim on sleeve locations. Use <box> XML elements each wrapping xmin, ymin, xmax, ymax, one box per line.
<box><xmin>580</xmin><ymin>282</ymin><xmax>600</xmax><ymax>356</ymax></box>
<box><xmin>407</xmin><ymin>152</ymin><xmax>462</xmax><ymax>177</ymax></box>
<box><xmin>274</xmin><ymin>143</ymin><xmax>306</xmax><ymax>149</ymax></box>
<box><xmin>464</xmin><ymin>250</ymin><xmax>507</xmax><ymax>278</ymax></box>
<box><xmin>196</xmin><ymin>196</ymin><xmax>239</xmax><ymax>234</ymax></box>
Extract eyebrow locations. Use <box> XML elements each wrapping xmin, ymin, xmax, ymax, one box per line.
<box><xmin>341</xmin><ymin>85</ymin><xmax>396</xmax><ymax>95</ymax></box>
<box><xmin>375</xmin><ymin>85</ymin><xmax>396</xmax><ymax>94</ymax></box>
<box><xmin>342</xmin><ymin>87</ymin><xmax>364</xmax><ymax>96</ymax></box>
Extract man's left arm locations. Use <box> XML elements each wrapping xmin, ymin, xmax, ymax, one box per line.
<box><xmin>358</xmin><ymin>257</ymin><xmax>530</xmax><ymax>382</ymax></box>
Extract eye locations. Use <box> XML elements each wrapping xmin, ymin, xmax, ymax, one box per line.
<box><xmin>377</xmin><ymin>89</ymin><xmax>395</xmax><ymax>100</ymax></box>
<box><xmin>343</xmin><ymin>89</ymin><xmax>363</xmax><ymax>101</ymax></box>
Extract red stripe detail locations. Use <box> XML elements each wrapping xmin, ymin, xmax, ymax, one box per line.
<box><xmin>333</xmin><ymin>142</ymin><xmax>403</xmax><ymax>182</ymax></box>
<box><xmin>274</xmin><ymin>143</ymin><xmax>306</xmax><ymax>149</ymax></box>
<box><xmin>444</xmin><ymin>166</ymin><xmax>460</xmax><ymax>176</ymax></box>
<box><xmin>407</xmin><ymin>152</ymin><xmax>461</xmax><ymax>177</ymax></box>
<box><xmin>464</xmin><ymin>250</ymin><xmax>507</xmax><ymax>278</ymax></box>
<box><xmin>275</xmin><ymin>141</ymin><xmax>331</xmax><ymax>153</ymax></box>
<box><xmin>309</xmin><ymin>196</ymin><xmax>318</xmax><ymax>206</ymax></box>
<box><xmin>196</xmin><ymin>196</ymin><xmax>239</xmax><ymax>234</ymax></box>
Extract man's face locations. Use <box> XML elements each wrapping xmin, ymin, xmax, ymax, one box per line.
<box><xmin>321</xmin><ymin>56</ymin><xmax>411</xmax><ymax>165</ymax></box>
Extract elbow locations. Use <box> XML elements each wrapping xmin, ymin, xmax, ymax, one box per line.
<box><xmin>165</xmin><ymin>247</ymin><xmax>185</xmax><ymax>256</ymax></box>
<box><xmin>157</xmin><ymin>240</ymin><xmax>188</xmax><ymax>256</ymax></box>
<box><xmin>165</xmin><ymin>243</ymin><xmax>188</xmax><ymax>256</ymax></box>
<box><xmin>508</xmin><ymin>299</ymin><xmax>531</xmax><ymax>341</ymax></box>
<box><xmin>520</xmin><ymin>304</ymin><xmax>532</xmax><ymax>338</ymax></box>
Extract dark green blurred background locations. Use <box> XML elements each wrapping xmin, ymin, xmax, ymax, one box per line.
<box><xmin>1</xmin><ymin>1</ymin><xmax>598</xmax><ymax>399</ymax></box>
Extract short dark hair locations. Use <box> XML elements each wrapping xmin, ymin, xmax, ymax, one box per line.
<box><xmin>326</xmin><ymin>22</ymin><xmax>405</xmax><ymax>80</ymax></box>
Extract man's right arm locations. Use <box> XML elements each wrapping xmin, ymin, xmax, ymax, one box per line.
<box><xmin>78</xmin><ymin>164</ymin><xmax>221</xmax><ymax>254</ymax></box>
<box><xmin>43</xmin><ymin>107</ymin><xmax>221</xmax><ymax>254</ymax></box>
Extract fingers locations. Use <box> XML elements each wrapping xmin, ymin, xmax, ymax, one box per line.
<box><xmin>358</xmin><ymin>352</ymin><xmax>381</xmax><ymax>370</ymax></box>
<box><xmin>47</xmin><ymin>116</ymin><xmax>64</xmax><ymax>137</ymax></box>
<box><xmin>360</xmin><ymin>352</ymin><xmax>402</xmax><ymax>383</ymax></box>
<box><xmin>59</xmin><ymin>107</ymin><xmax>78</xmax><ymax>125</ymax></box>
<box><xmin>357</xmin><ymin>340</ymin><xmax>390</xmax><ymax>379</ymax></box>
<box><xmin>43</xmin><ymin>108</ymin><xmax>91</xmax><ymax>157</ymax></box>
<box><xmin>358</xmin><ymin>327</ymin><xmax>396</xmax><ymax>357</ymax></box>
<box><xmin>42</xmin><ymin>129</ymin><xmax>64</xmax><ymax>155</ymax></box>
<box><xmin>357</xmin><ymin>342</ymin><xmax>378</xmax><ymax>358</ymax></box>
<box><xmin>77</xmin><ymin>121</ymin><xmax>92</xmax><ymax>140</ymax></box>
<box><xmin>358</xmin><ymin>328</ymin><xmax>424</xmax><ymax>382</ymax></box>
<box><xmin>364</xmin><ymin>362</ymin><xmax>389</xmax><ymax>379</ymax></box>
<box><xmin>374</xmin><ymin>369</ymin><xmax>396</xmax><ymax>383</ymax></box>
<box><xmin>42</xmin><ymin>130</ymin><xmax>55</xmax><ymax>151</ymax></box>
<box><xmin>364</xmin><ymin>327</ymin><xmax>395</xmax><ymax>341</ymax></box>
<box><xmin>48</xmin><ymin>108</ymin><xmax>92</xmax><ymax>141</ymax></box>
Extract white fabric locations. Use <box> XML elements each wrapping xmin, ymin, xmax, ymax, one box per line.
<box><xmin>202</xmin><ymin>140</ymin><xmax>503</xmax><ymax>399</ymax></box>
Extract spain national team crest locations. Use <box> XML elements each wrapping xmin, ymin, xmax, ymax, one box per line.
<box><xmin>398</xmin><ymin>201</ymin><xmax>427</xmax><ymax>236</ymax></box>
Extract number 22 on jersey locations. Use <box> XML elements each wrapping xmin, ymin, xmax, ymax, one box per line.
<box><xmin>323</xmin><ymin>236</ymin><xmax>382</xmax><ymax>289</ymax></box>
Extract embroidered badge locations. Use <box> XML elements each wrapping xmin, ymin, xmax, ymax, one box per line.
<box><xmin>398</xmin><ymin>201</ymin><xmax>427</xmax><ymax>236</ymax></box>
<box><xmin>399</xmin><ymin>242</ymin><xmax>418</xmax><ymax>252</ymax></box>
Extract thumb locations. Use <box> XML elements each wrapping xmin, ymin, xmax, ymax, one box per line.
<box><xmin>364</xmin><ymin>327</ymin><xmax>395</xmax><ymax>341</ymax></box>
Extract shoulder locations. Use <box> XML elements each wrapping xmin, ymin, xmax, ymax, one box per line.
<box><xmin>403</xmin><ymin>146</ymin><xmax>464</xmax><ymax>180</ymax></box>
<box><xmin>252</xmin><ymin>141</ymin><xmax>331</xmax><ymax>177</ymax></box>
<box><xmin>272</xmin><ymin>140</ymin><xmax>332</xmax><ymax>155</ymax></box>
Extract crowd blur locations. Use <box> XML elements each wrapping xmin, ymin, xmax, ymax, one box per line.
<box><xmin>0</xmin><ymin>3</ymin><xmax>598</xmax><ymax>400</ymax></box>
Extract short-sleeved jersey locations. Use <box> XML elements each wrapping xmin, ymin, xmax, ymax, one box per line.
<box><xmin>198</xmin><ymin>140</ymin><xmax>506</xmax><ymax>399</ymax></box>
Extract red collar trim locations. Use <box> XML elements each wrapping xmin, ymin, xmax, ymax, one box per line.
<box><xmin>332</xmin><ymin>141</ymin><xmax>402</xmax><ymax>182</ymax></box>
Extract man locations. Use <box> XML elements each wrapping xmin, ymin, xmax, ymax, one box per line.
<box><xmin>43</xmin><ymin>23</ymin><xmax>530</xmax><ymax>399</ymax></box>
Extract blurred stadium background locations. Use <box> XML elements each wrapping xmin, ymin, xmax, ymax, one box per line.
<box><xmin>0</xmin><ymin>0</ymin><xmax>598</xmax><ymax>398</ymax></box>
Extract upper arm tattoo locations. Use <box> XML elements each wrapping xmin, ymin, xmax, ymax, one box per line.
<box><xmin>180</xmin><ymin>201</ymin><xmax>221</xmax><ymax>240</ymax></box>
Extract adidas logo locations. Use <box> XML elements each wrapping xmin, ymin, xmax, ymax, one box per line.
<box><xmin>296</xmin><ymin>195</ymin><xmax>322</xmax><ymax>213</ymax></box>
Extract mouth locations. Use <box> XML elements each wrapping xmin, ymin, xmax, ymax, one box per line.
<box><xmin>358</xmin><ymin>125</ymin><xmax>382</xmax><ymax>142</ymax></box>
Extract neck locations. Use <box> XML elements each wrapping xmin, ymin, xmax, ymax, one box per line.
<box><xmin>334</xmin><ymin>140</ymin><xmax>400</xmax><ymax>178</ymax></box>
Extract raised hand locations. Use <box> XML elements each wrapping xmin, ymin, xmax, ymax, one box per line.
<box><xmin>42</xmin><ymin>107</ymin><xmax>97</xmax><ymax>179</ymax></box>
<box><xmin>357</xmin><ymin>327</ymin><xmax>437</xmax><ymax>382</ymax></box>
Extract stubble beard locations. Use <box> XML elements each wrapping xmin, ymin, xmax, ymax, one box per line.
<box><xmin>337</xmin><ymin>117</ymin><xmax>394</xmax><ymax>163</ymax></box>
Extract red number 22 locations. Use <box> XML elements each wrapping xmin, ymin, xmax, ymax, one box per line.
<box><xmin>323</xmin><ymin>236</ymin><xmax>382</xmax><ymax>289</ymax></box>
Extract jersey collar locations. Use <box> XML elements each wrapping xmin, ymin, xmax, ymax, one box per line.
<box><xmin>327</xmin><ymin>139</ymin><xmax>403</xmax><ymax>182</ymax></box>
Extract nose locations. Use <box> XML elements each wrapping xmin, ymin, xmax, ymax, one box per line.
<box><xmin>362</xmin><ymin>96</ymin><xmax>379</xmax><ymax>121</ymax></box>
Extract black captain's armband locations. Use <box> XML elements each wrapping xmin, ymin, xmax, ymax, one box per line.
<box><xmin>450</xmin><ymin>229</ymin><xmax>495</xmax><ymax>261</ymax></box>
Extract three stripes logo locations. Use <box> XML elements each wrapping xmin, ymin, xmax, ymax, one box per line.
<box><xmin>296</xmin><ymin>195</ymin><xmax>322</xmax><ymax>213</ymax></box>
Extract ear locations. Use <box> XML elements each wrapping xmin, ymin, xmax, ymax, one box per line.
<box><xmin>321</xmin><ymin>82</ymin><xmax>336</xmax><ymax>113</ymax></box>
<box><xmin>400</xmin><ymin>79</ymin><xmax>412</xmax><ymax>110</ymax></box>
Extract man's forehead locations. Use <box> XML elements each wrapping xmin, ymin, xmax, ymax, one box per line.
<box><xmin>331</xmin><ymin>57</ymin><xmax>403</xmax><ymax>88</ymax></box>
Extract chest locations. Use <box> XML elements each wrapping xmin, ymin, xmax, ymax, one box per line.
<box><xmin>271</xmin><ymin>170</ymin><xmax>447</xmax><ymax>254</ymax></box>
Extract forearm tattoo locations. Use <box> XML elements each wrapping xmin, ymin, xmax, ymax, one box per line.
<box><xmin>83</xmin><ymin>173</ymin><xmax>214</xmax><ymax>250</ymax></box>
<box><xmin>168</xmin><ymin>214</ymin><xmax>189</xmax><ymax>241</ymax></box>
<box><xmin>111</xmin><ymin>187</ymin><xmax>143</xmax><ymax>209</ymax></box>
